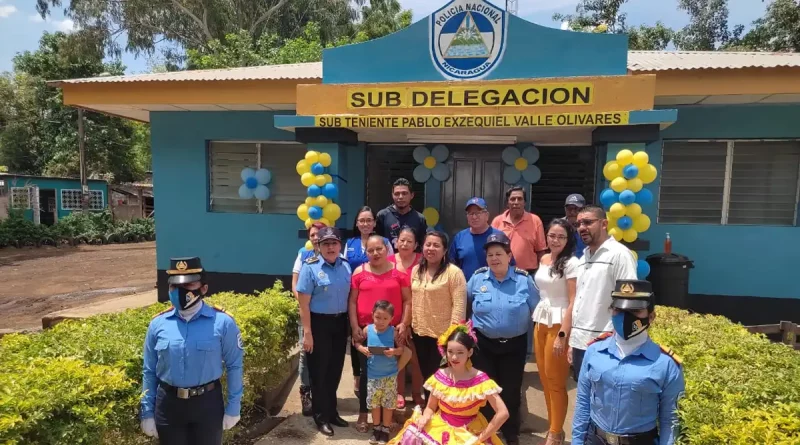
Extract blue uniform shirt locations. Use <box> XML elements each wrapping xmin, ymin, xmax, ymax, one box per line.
<box><xmin>450</xmin><ymin>227</ymin><xmax>515</xmax><ymax>279</ymax></box>
<box><xmin>300</xmin><ymin>247</ymin><xmax>316</xmax><ymax>263</ymax></box>
<box><xmin>141</xmin><ymin>302</ymin><xmax>244</xmax><ymax>419</ymax></box>
<box><xmin>572</xmin><ymin>336</ymin><xmax>685</xmax><ymax>445</ymax></box>
<box><xmin>467</xmin><ymin>266</ymin><xmax>540</xmax><ymax>339</ymax></box>
<box><xmin>296</xmin><ymin>256</ymin><xmax>352</xmax><ymax>314</ymax></box>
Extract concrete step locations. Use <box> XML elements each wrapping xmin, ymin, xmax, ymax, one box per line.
<box><xmin>41</xmin><ymin>289</ymin><xmax>158</xmax><ymax>329</ymax></box>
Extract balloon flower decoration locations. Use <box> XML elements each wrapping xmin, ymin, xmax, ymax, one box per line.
<box><xmin>599</xmin><ymin>149</ymin><xmax>658</xmax><ymax>279</ymax></box>
<box><xmin>295</xmin><ymin>151</ymin><xmax>341</xmax><ymax>228</ymax></box>
<box><xmin>502</xmin><ymin>145</ymin><xmax>542</xmax><ymax>185</ymax></box>
<box><xmin>239</xmin><ymin>168</ymin><xmax>272</xmax><ymax>200</ymax></box>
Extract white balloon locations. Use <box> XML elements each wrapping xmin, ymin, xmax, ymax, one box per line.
<box><xmin>412</xmin><ymin>165</ymin><xmax>432</xmax><ymax>182</ymax></box>
<box><xmin>503</xmin><ymin>167</ymin><xmax>522</xmax><ymax>185</ymax></box>
<box><xmin>521</xmin><ymin>145</ymin><xmax>540</xmax><ymax>164</ymax></box>
<box><xmin>522</xmin><ymin>165</ymin><xmax>542</xmax><ymax>183</ymax></box>
<box><xmin>412</xmin><ymin>146</ymin><xmax>430</xmax><ymax>164</ymax></box>
<box><xmin>255</xmin><ymin>168</ymin><xmax>272</xmax><ymax>185</ymax></box>
<box><xmin>431</xmin><ymin>163</ymin><xmax>450</xmax><ymax>181</ymax></box>
<box><xmin>240</xmin><ymin>168</ymin><xmax>256</xmax><ymax>182</ymax></box>
<box><xmin>238</xmin><ymin>184</ymin><xmax>255</xmax><ymax>199</ymax></box>
<box><xmin>431</xmin><ymin>144</ymin><xmax>450</xmax><ymax>162</ymax></box>
<box><xmin>254</xmin><ymin>184</ymin><xmax>271</xmax><ymax>200</ymax></box>
<box><xmin>501</xmin><ymin>146</ymin><xmax>521</xmax><ymax>165</ymax></box>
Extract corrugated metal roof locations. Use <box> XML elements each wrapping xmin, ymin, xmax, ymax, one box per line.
<box><xmin>49</xmin><ymin>51</ymin><xmax>800</xmax><ymax>85</ymax></box>
<box><xmin>628</xmin><ymin>50</ymin><xmax>800</xmax><ymax>71</ymax></box>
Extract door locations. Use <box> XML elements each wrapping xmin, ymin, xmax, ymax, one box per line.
<box><xmin>366</xmin><ymin>145</ymin><xmax>426</xmax><ymax>213</ymax></box>
<box><xmin>529</xmin><ymin>146</ymin><xmax>597</xmax><ymax>226</ymax></box>
<box><xmin>439</xmin><ymin>145</ymin><xmax>507</xmax><ymax>236</ymax></box>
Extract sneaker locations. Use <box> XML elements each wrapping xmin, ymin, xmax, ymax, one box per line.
<box><xmin>300</xmin><ymin>386</ymin><xmax>313</xmax><ymax>417</ymax></box>
<box><xmin>378</xmin><ymin>427</ymin><xmax>389</xmax><ymax>445</ymax></box>
<box><xmin>369</xmin><ymin>428</ymin><xmax>381</xmax><ymax>445</ymax></box>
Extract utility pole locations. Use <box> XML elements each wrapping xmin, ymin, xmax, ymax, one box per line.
<box><xmin>506</xmin><ymin>0</ymin><xmax>518</xmax><ymax>15</ymax></box>
<box><xmin>78</xmin><ymin>108</ymin><xmax>89</xmax><ymax>212</ymax></box>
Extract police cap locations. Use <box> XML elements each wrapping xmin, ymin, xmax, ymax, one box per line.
<box><xmin>317</xmin><ymin>226</ymin><xmax>342</xmax><ymax>243</ymax></box>
<box><xmin>167</xmin><ymin>257</ymin><xmax>204</xmax><ymax>285</ymax></box>
<box><xmin>483</xmin><ymin>231</ymin><xmax>511</xmax><ymax>250</ymax></box>
<box><xmin>610</xmin><ymin>279</ymin><xmax>653</xmax><ymax>310</ymax></box>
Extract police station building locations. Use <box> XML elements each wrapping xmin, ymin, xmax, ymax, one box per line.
<box><xmin>52</xmin><ymin>0</ymin><xmax>800</xmax><ymax>324</ymax></box>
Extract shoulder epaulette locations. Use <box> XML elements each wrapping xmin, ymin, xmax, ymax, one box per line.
<box><xmin>587</xmin><ymin>332</ymin><xmax>613</xmax><ymax>346</ymax></box>
<box><xmin>209</xmin><ymin>304</ymin><xmax>228</xmax><ymax>314</ymax></box>
<box><xmin>305</xmin><ymin>255</ymin><xmax>320</xmax><ymax>264</ymax></box>
<box><xmin>659</xmin><ymin>345</ymin><xmax>683</xmax><ymax>366</ymax></box>
<box><xmin>514</xmin><ymin>267</ymin><xmax>529</xmax><ymax>276</ymax></box>
<box><xmin>152</xmin><ymin>307</ymin><xmax>174</xmax><ymax>319</ymax></box>
<box><xmin>472</xmin><ymin>266</ymin><xmax>489</xmax><ymax>276</ymax></box>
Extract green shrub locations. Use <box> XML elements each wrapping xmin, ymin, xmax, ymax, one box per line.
<box><xmin>652</xmin><ymin>306</ymin><xmax>800</xmax><ymax>445</ymax></box>
<box><xmin>0</xmin><ymin>283</ymin><xmax>298</xmax><ymax>444</ymax></box>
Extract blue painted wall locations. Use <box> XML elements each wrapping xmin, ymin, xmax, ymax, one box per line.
<box><xmin>2</xmin><ymin>175</ymin><xmax>108</xmax><ymax>221</ymax></box>
<box><xmin>323</xmin><ymin>14</ymin><xmax>627</xmax><ymax>84</ymax></box>
<box><xmin>603</xmin><ymin>104</ymin><xmax>800</xmax><ymax>299</ymax></box>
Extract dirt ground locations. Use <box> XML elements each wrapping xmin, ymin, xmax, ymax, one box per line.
<box><xmin>0</xmin><ymin>242</ymin><xmax>156</xmax><ymax>330</ymax></box>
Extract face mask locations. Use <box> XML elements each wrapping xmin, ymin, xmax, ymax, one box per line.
<box><xmin>612</xmin><ymin>310</ymin><xmax>650</xmax><ymax>340</ymax></box>
<box><xmin>169</xmin><ymin>286</ymin><xmax>204</xmax><ymax>311</ymax></box>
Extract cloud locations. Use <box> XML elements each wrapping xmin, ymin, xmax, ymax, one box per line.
<box><xmin>29</xmin><ymin>13</ymin><xmax>45</xmax><ymax>23</ymax></box>
<box><xmin>0</xmin><ymin>4</ymin><xmax>18</xmax><ymax>18</ymax></box>
<box><xmin>27</xmin><ymin>13</ymin><xmax>76</xmax><ymax>32</ymax></box>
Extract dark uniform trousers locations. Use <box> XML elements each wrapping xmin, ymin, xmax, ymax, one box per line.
<box><xmin>307</xmin><ymin>312</ymin><xmax>349</xmax><ymax>423</ymax></box>
<box><xmin>155</xmin><ymin>381</ymin><xmax>223</xmax><ymax>445</ymax></box>
<box><xmin>587</xmin><ymin>423</ymin><xmax>659</xmax><ymax>445</ymax></box>
<box><xmin>472</xmin><ymin>330</ymin><xmax>527</xmax><ymax>441</ymax></box>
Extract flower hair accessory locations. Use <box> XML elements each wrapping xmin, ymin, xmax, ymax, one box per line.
<box><xmin>437</xmin><ymin>320</ymin><xmax>477</xmax><ymax>357</ymax></box>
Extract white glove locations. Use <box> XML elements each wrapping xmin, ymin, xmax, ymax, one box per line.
<box><xmin>222</xmin><ymin>414</ymin><xmax>241</xmax><ymax>430</ymax></box>
<box><xmin>141</xmin><ymin>418</ymin><xmax>158</xmax><ymax>438</ymax></box>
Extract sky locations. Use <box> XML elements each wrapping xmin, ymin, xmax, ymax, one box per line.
<box><xmin>0</xmin><ymin>0</ymin><xmax>771</xmax><ymax>75</ymax></box>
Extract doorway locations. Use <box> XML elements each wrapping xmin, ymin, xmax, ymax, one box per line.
<box><xmin>39</xmin><ymin>189</ymin><xmax>57</xmax><ymax>226</ymax></box>
<box><xmin>365</xmin><ymin>145</ymin><xmax>425</xmax><ymax>214</ymax></box>
<box><xmin>529</xmin><ymin>146</ymin><xmax>597</xmax><ymax>225</ymax></box>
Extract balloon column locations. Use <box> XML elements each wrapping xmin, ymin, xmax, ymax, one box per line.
<box><xmin>599</xmin><ymin>149</ymin><xmax>658</xmax><ymax>279</ymax></box>
<box><xmin>295</xmin><ymin>151</ymin><xmax>341</xmax><ymax>228</ymax></box>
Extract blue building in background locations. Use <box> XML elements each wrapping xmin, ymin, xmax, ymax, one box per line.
<box><xmin>0</xmin><ymin>173</ymin><xmax>109</xmax><ymax>225</ymax></box>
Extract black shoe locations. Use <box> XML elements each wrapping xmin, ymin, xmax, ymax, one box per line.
<box><xmin>369</xmin><ymin>428</ymin><xmax>381</xmax><ymax>444</ymax></box>
<box><xmin>316</xmin><ymin>422</ymin><xmax>334</xmax><ymax>437</ymax></box>
<box><xmin>505</xmin><ymin>437</ymin><xmax>519</xmax><ymax>445</ymax></box>
<box><xmin>378</xmin><ymin>428</ymin><xmax>389</xmax><ymax>445</ymax></box>
<box><xmin>330</xmin><ymin>415</ymin><xmax>349</xmax><ymax>427</ymax></box>
<box><xmin>300</xmin><ymin>387</ymin><xmax>312</xmax><ymax>417</ymax></box>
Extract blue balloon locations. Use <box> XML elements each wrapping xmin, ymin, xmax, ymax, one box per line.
<box><xmin>308</xmin><ymin>185</ymin><xmax>322</xmax><ymax>197</ymax></box>
<box><xmin>635</xmin><ymin>188</ymin><xmax>654</xmax><ymax>206</ymax></box>
<box><xmin>600</xmin><ymin>188</ymin><xmax>619</xmax><ymax>208</ymax></box>
<box><xmin>245</xmin><ymin>177</ymin><xmax>258</xmax><ymax>189</ymax></box>
<box><xmin>617</xmin><ymin>216</ymin><xmax>633</xmax><ymax>230</ymax></box>
<box><xmin>619</xmin><ymin>190</ymin><xmax>636</xmax><ymax>206</ymax></box>
<box><xmin>637</xmin><ymin>259</ymin><xmax>651</xmax><ymax>279</ymax></box>
<box><xmin>308</xmin><ymin>206</ymin><xmax>323</xmax><ymax>220</ymax></box>
<box><xmin>311</xmin><ymin>162</ymin><xmax>325</xmax><ymax>175</ymax></box>
<box><xmin>254</xmin><ymin>185</ymin><xmax>270</xmax><ymax>201</ymax></box>
<box><xmin>623</xmin><ymin>164</ymin><xmax>639</xmax><ymax>179</ymax></box>
<box><xmin>322</xmin><ymin>183</ymin><xmax>338</xmax><ymax>199</ymax></box>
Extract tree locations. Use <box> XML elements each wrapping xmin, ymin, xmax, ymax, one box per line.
<box><xmin>357</xmin><ymin>0</ymin><xmax>413</xmax><ymax>40</ymax></box>
<box><xmin>674</xmin><ymin>0</ymin><xmax>743</xmax><ymax>50</ymax></box>
<box><xmin>738</xmin><ymin>0</ymin><xmax>800</xmax><ymax>52</ymax></box>
<box><xmin>628</xmin><ymin>23</ymin><xmax>674</xmax><ymax>51</ymax></box>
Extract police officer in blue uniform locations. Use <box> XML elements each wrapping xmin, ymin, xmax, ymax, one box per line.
<box><xmin>141</xmin><ymin>257</ymin><xmax>244</xmax><ymax>444</ymax></box>
<box><xmin>572</xmin><ymin>279</ymin><xmax>685</xmax><ymax>445</ymax></box>
<box><xmin>296</xmin><ymin>227</ymin><xmax>353</xmax><ymax>437</ymax></box>
<box><xmin>467</xmin><ymin>232</ymin><xmax>540</xmax><ymax>445</ymax></box>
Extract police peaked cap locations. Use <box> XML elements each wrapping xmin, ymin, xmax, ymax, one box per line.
<box><xmin>167</xmin><ymin>257</ymin><xmax>204</xmax><ymax>285</ymax></box>
<box><xmin>610</xmin><ymin>279</ymin><xmax>653</xmax><ymax>310</ymax></box>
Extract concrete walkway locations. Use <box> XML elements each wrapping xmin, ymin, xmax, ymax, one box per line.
<box><xmin>256</xmin><ymin>347</ymin><xmax>576</xmax><ymax>445</ymax></box>
<box><xmin>40</xmin><ymin>289</ymin><xmax>157</xmax><ymax>329</ymax></box>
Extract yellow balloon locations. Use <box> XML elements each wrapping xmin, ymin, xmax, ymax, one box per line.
<box><xmin>319</xmin><ymin>152</ymin><xmax>332</xmax><ymax>167</ymax></box>
<box><xmin>323</xmin><ymin>174</ymin><xmax>333</xmax><ymax>184</ymax></box>
<box><xmin>608</xmin><ymin>227</ymin><xmax>623</xmax><ymax>241</ymax></box>
<box><xmin>296</xmin><ymin>160</ymin><xmax>310</xmax><ymax>175</ymax></box>
<box><xmin>632</xmin><ymin>151</ymin><xmax>649</xmax><ymax>168</ymax></box>
<box><xmin>314</xmin><ymin>175</ymin><xmax>327</xmax><ymax>187</ymax></box>
<box><xmin>626</xmin><ymin>203</ymin><xmax>643</xmax><ymax>219</ymax></box>
<box><xmin>301</xmin><ymin>172</ymin><xmax>315</xmax><ymax>187</ymax></box>
<box><xmin>425</xmin><ymin>156</ymin><xmax>438</xmax><ymax>169</ymax></box>
<box><xmin>422</xmin><ymin>207</ymin><xmax>440</xmax><ymax>227</ymax></box>
<box><xmin>603</xmin><ymin>161</ymin><xmax>622</xmax><ymax>180</ymax></box>
<box><xmin>622</xmin><ymin>228</ymin><xmax>639</xmax><ymax>243</ymax></box>
<box><xmin>514</xmin><ymin>157</ymin><xmax>528</xmax><ymax>171</ymax></box>
<box><xmin>609</xmin><ymin>202</ymin><xmax>626</xmax><ymax>219</ymax></box>
<box><xmin>305</xmin><ymin>197</ymin><xmax>315</xmax><ymax>207</ymax></box>
<box><xmin>628</xmin><ymin>178</ymin><xmax>644</xmax><ymax>193</ymax></box>
<box><xmin>640</xmin><ymin>164</ymin><xmax>658</xmax><ymax>184</ymax></box>
<box><xmin>314</xmin><ymin>195</ymin><xmax>329</xmax><ymax>208</ymax></box>
<box><xmin>616</xmin><ymin>149</ymin><xmax>634</xmax><ymax>167</ymax></box>
<box><xmin>633</xmin><ymin>214</ymin><xmax>651</xmax><ymax>232</ymax></box>
<box><xmin>323</xmin><ymin>203</ymin><xmax>342</xmax><ymax>221</ymax></box>
<box><xmin>304</xmin><ymin>218</ymin><xmax>314</xmax><ymax>229</ymax></box>
<box><xmin>305</xmin><ymin>240</ymin><xmax>314</xmax><ymax>250</ymax></box>
<box><xmin>319</xmin><ymin>218</ymin><xmax>331</xmax><ymax>227</ymax></box>
<box><xmin>630</xmin><ymin>250</ymin><xmax>638</xmax><ymax>261</ymax></box>
<box><xmin>610</xmin><ymin>177</ymin><xmax>628</xmax><ymax>193</ymax></box>
<box><xmin>305</xmin><ymin>151</ymin><xmax>320</xmax><ymax>164</ymax></box>
<box><xmin>297</xmin><ymin>204</ymin><xmax>309</xmax><ymax>221</ymax></box>
<box><xmin>607</xmin><ymin>215</ymin><xmax>618</xmax><ymax>229</ymax></box>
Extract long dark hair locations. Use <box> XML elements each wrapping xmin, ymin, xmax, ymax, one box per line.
<box><xmin>548</xmin><ymin>218</ymin><xmax>577</xmax><ymax>279</ymax></box>
<box><xmin>416</xmin><ymin>231</ymin><xmax>450</xmax><ymax>283</ymax></box>
<box><xmin>447</xmin><ymin>330</ymin><xmax>476</xmax><ymax>351</ymax></box>
<box><xmin>352</xmin><ymin>206</ymin><xmax>377</xmax><ymax>238</ymax></box>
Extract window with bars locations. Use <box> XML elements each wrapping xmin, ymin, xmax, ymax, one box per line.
<box><xmin>208</xmin><ymin>141</ymin><xmax>307</xmax><ymax>214</ymax></box>
<box><xmin>10</xmin><ymin>187</ymin><xmax>30</xmax><ymax>209</ymax></box>
<box><xmin>659</xmin><ymin>140</ymin><xmax>800</xmax><ymax>226</ymax></box>
<box><xmin>61</xmin><ymin>189</ymin><xmax>104</xmax><ymax>210</ymax></box>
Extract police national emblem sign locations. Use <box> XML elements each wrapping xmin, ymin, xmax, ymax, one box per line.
<box><xmin>430</xmin><ymin>0</ymin><xmax>508</xmax><ymax>80</ymax></box>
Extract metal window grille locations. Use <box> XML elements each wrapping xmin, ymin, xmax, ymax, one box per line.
<box><xmin>10</xmin><ymin>187</ymin><xmax>30</xmax><ymax>209</ymax></box>
<box><xmin>61</xmin><ymin>189</ymin><xmax>104</xmax><ymax>210</ymax></box>
<box><xmin>208</xmin><ymin>141</ymin><xmax>307</xmax><ymax>214</ymax></box>
<box><xmin>658</xmin><ymin>141</ymin><xmax>727</xmax><ymax>224</ymax></box>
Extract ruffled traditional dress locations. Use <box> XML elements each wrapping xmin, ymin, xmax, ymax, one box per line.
<box><xmin>389</xmin><ymin>369</ymin><xmax>504</xmax><ymax>445</ymax></box>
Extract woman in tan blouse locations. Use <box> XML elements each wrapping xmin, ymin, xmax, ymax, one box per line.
<box><xmin>410</xmin><ymin>230</ymin><xmax>467</xmax><ymax>389</ymax></box>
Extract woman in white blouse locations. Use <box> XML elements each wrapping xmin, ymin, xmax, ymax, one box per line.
<box><xmin>532</xmin><ymin>218</ymin><xmax>580</xmax><ymax>445</ymax></box>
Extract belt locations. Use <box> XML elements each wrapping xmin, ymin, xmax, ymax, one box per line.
<box><xmin>477</xmin><ymin>330</ymin><xmax>526</xmax><ymax>344</ymax></box>
<box><xmin>311</xmin><ymin>312</ymin><xmax>347</xmax><ymax>318</ymax></box>
<box><xmin>160</xmin><ymin>380</ymin><xmax>219</xmax><ymax>399</ymax></box>
<box><xmin>589</xmin><ymin>422</ymin><xmax>658</xmax><ymax>445</ymax></box>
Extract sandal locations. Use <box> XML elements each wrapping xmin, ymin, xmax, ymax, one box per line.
<box><xmin>396</xmin><ymin>395</ymin><xmax>406</xmax><ymax>409</ymax></box>
<box><xmin>355</xmin><ymin>415</ymin><xmax>370</xmax><ymax>434</ymax></box>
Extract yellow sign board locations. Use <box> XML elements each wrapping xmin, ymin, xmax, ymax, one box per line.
<box><xmin>347</xmin><ymin>83</ymin><xmax>594</xmax><ymax>109</ymax></box>
<box><xmin>315</xmin><ymin>112</ymin><xmax>629</xmax><ymax>129</ymax></box>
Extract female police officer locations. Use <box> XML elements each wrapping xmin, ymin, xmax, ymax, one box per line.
<box><xmin>141</xmin><ymin>257</ymin><xmax>244</xmax><ymax>444</ymax></box>
<box><xmin>467</xmin><ymin>232</ymin><xmax>540</xmax><ymax>445</ymax></box>
<box><xmin>572</xmin><ymin>279</ymin><xmax>685</xmax><ymax>445</ymax></box>
<box><xmin>296</xmin><ymin>227</ymin><xmax>353</xmax><ymax>437</ymax></box>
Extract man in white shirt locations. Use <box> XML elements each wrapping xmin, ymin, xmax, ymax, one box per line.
<box><xmin>568</xmin><ymin>205</ymin><xmax>637</xmax><ymax>381</ymax></box>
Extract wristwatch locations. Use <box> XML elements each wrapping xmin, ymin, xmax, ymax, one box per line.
<box><xmin>558</xmin><ymin>331</ymin><xmax>566</xmax><ymax>338</ymax></box>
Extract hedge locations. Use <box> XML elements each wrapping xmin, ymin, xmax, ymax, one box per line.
<box><xmin>0</xmin><ymin>283</ymin><xmax>299</xmax><ymax>445</ymax></box>
<box><xmin>651</xmin><ymin>307</ymin><xmax>800</xmax><ymax>445</ymax></box>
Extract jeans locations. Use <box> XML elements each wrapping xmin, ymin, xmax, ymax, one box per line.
<box><xmin>298</xmin><ymin>324</ymin><xmax>311</xmax><ymax>387</ymax></box>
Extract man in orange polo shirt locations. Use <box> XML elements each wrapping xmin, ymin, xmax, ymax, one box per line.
<box><xmin>492</xmin><ymin>186</ymin><xmax>547</xmax><ymax>361</ymax></box>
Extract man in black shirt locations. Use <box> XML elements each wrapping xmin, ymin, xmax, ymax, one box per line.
<box><xmin>376</xmin><ymin>178</ymin><xmax>427</xmax><ymax>252</ymax></box>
